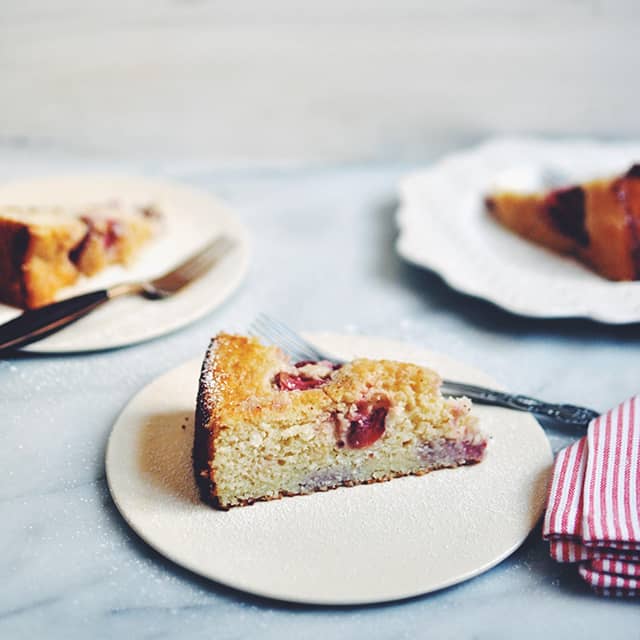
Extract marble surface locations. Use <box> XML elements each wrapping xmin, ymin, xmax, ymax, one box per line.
<box><xmin>2</xmin><ymin>152</ymin><xmax>640</xmax><ymax>638</ymax></box>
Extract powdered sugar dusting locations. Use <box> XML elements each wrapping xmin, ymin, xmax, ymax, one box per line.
<box><xmin>198</xmin><ymin>338</ymin><xmax>221</xmax><ymax>403</ymax></box>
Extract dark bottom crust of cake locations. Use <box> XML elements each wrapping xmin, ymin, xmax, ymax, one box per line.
<box><xmin>195</xmin><ymin>467</ymin><xmax>219</xmax><ymax>507</ymax></box>
<box><xmin>193</xmin><ymin>339</ymin><xmax>222</xmax><ymax>507</ymax></box>
<box><xmin>207</xmin><ymin>440</ymin><xmax>487</xmax><ymax>510</ymax></box>
<box><xmin>0</xmin><ymin>222</ymin><xmax>30</xmax><ymax>308</ymax></box>
<box><xmin>193</xmin><ymin>426</ymin><xmax>219</xmax><ymax>507</ymax></box>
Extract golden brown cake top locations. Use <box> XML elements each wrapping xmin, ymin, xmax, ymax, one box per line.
<box><xmin>198</xmin><ymin>333</ymin><xmax>333</xmax><ymax>429</ymax></box>
<box><xmin>197</xmin><ymin>333</ymin><xmax>444</xmax><ymax>432</ymax></box>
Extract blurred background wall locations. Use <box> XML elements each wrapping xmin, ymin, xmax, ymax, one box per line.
<box><xmin>1</xmin><ymin>0</ymin><xmax>638</xmax><ymax>163</ymax></box>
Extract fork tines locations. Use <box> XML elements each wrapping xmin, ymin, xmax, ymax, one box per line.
<box><xmin>248</xmin><ymin>313</ymin><xmax>323</xmax><ymax>363</ymax></box>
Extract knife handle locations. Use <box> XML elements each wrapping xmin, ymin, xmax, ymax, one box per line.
<box><xmin>0</xmin><ymin>290</ymin><xmax>110</xmax><ymax>352</ymax></box>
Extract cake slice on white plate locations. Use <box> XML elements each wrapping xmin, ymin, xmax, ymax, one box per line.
<box><xmin>194</xmin><ymin>333</ymin><xmax>486</xmax><ymax>509</ymax></box>
<box><xmin>0</xmin><ymin>202</ymin><xmax>161</xmax><ymax>308</ymax></box>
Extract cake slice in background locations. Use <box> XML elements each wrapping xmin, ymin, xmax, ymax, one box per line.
<box><xmin>485</xmin><ymin>164</ymin><xmax>640</xmax><ymax>281</ymax></box>
<box><xmin>0</xmin><ymin>202</ymin><xmax>161</xmax><ymax>308</ymax></box>
<box><xmin>194</xmin><ymin>333</ymin><xmax>486</xmax><ymax>509</ymax></box>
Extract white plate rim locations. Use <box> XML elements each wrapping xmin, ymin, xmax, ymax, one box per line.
<box><xmin>105</xmin><ymin>333</ymin><xmax>553</xmax><ymax>605</ymax></box>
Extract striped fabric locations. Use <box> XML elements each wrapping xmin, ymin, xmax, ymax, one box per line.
<box><xmin>592</xmin><ymin>559</ymin><xmax>640</xmax><ymax>577</ymax></box>
<box><xmin>543</xmin><ymin>396</ymin><xmax>640</xmax><ymax>596</ymax></box>
<box><xmin>543</xmin><ymin>438</ymin><xmax>587</xmax><ymax>542</ymax></box>
<box><xmin>579</xmin><ymin>565</ymin><xmax>640</xmax><ymax>592</ymax></box>
<box><xmin>583</xmin><ymin>397</ymin><xmax>640</xmax><ymax>548</ymax></box>
<box><xmin>549</xmin><ymin>540</ymin><xmax>640</xmax><ymax>563</ymax></box>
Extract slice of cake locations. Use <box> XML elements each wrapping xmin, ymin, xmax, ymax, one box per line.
<box><xmin>0</xmin><ymin>202</ymin><xmax>161</xmax><ymax>308</ymax></box>
<box><xmin>194</xmin><ymin>333</ymin><xmax>486</xmax><ymax>509</ymax></box>
<box><xmin>485</xmin><ymin>165</ymin><xmax>640</xmax><ymax>281</ymax></box>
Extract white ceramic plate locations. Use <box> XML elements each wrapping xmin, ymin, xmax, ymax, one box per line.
<box><xmin>397</xmin><ymin>137</ymin><xmax>640</xmax><ymax>323</ymax></box>
<box><xmin>106</xmin><ymin>333</ymin><xmax>552</xmax><ymax>605</ymax></box>
<box><xmin>0</xmin><ymin>175</ymin><xmax>250</xmax><ymax>352</ymax></box>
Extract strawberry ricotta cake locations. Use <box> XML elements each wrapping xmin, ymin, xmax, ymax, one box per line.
<box><xmin>486</xmin><ymin>164</ymin><xmax>640</xmax><ymax>281</ymax></box>
<box><xmin>194</xmin><ymin>333</ymin><xmax>486</xmax><ymax>509</ymax></box>
<box><xmin>0</xmin><ymin>202</ymin><xmax>161</xmax><ymax>308</ymax></box>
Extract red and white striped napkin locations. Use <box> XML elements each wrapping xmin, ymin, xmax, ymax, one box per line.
<box><xmin>543</xmin><ymin>396</ymin><xmax>640</xmax><ymax>596</ymax></box>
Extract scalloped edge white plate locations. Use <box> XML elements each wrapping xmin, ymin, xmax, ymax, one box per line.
<box><xmin>0</xmin><ymin>174</ymin><xmax>250</xmax><ymax>352</ymax></box>
<box><xmin>106</xmin><ymin>333</ymin><xmax>552</xmax><ymax>605</ymax></box>
<box><xmin>396</xmin><ymin>137</ymin><xmax>640</xmax><ymax>323</ymax></box>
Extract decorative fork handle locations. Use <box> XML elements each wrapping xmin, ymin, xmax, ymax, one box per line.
<box><xmin>248</xmin><ymin>314</ymin><xmax>601</xmax><ymax>429</ymax></box>
<box><xmin>320</xmin><ymin>351</ymin><xmax>598</xmax><ymax>427</ymax></box>
<box><xmin>441</xmin><ymin>382</ymin><xmax>600</xmax><ymax>427</ymax></box>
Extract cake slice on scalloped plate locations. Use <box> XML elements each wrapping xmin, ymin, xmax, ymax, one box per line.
<box><xmin>485</xmin><ymin>164</ymin><xmax>640</xmax><ymax>281</ymax></box>
<box><xmin>194</xmin><ymin>333</ymin><xmax>487</xmax><ymax>510</ymax></box>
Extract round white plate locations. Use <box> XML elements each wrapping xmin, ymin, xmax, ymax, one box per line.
<box><xmin>397</xmin><ymin>137</ymin><xmax>640</xmax><ymax>323</ymax></box>
<box><xmin>0</xmin><ymin>174</ymin><xmax>250</xmax><ymax>352</ymax></box>
<box><xmin>106</xmin><ymin>333</ymin><xmax>552</xmax><ymax>605</ymax></box>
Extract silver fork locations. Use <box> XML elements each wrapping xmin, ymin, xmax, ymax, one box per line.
<box><xmin>0</xmin><ymin>235</ymin><xmax>235</xmax><ymax>352</ymax></box>
<box><xmin>249</xmin><ymin>313</ymin><xmax>600</xmax><ymax>428</ymax></box>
